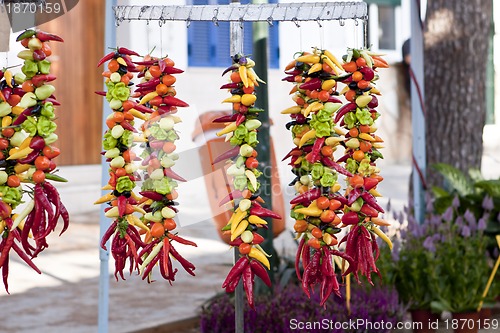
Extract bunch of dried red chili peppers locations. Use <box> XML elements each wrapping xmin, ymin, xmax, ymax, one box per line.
<box><xmin>282</xmin><ymin>47</ymin><xmax>391</xmax><ymax>305</ymax></box>
<box><xmin>215</xmin><ymin>54</ymin><xmax>281</xmax><ymax>309</ymax></box>
<box><xmin>0</xmin><ymin>29</ymin><xmax>68</xmax><ymax>293</ymax></box>
<box><xmin>96</xmin><ymin>48</ymin><xmax>196</xmax><ymax>283</ymax></box>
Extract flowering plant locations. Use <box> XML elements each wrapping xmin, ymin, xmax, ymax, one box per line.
<box><xmin>390</xmin><ymin>163</ymin><xmax>499</xmax><ymax>313</ymax></box>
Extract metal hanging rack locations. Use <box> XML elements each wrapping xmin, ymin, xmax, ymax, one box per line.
<box><xmin>113</xmin><ymin>2</ymin><xmax>368</xmax><ymax>25</ymax></box>
<box><xmin>101</xmin><ymin>2</ymin><xmax>368</xmax><ymax>333</ymax></box>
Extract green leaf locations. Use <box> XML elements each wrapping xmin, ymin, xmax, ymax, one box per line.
<box><xmin>432</xmin><ymin>163</ymin><xmax>473</xmax><ymax>196</ymax></box>
<box><xmin>474</xmin><ymin>180</ymin><xmax>500</xmax><ymax>197</ymax></box>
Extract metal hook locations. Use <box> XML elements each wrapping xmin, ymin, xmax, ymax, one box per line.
<box><xmin>292</xmin><ymin>17</ymin><xmax>300</xmax><ymax>28</ymax></box>
<box><xmin>239</xmin><ymin>17</ymin><xmax>244</xmax><ymax>29</ymax></box>
<box><xmin>354</xmin><ymin>19</ymin><xmax>359</xmax><ymax>26</ymax></box>
<box><xmin>339</xmin><ymin>19</ymin><xmax>345</xmax><ymax>26</ymax></box>
<box><xmin>158</xmin><ymin>7</ymin><xmax>166</xmax><ymax>27</ymax></box>
<box><xmin>316</xmin><ymin>17</ymin><xmax>322</xmax><ymax>28</ymax></box>
<box><xmin>138</xmin><ymin>6</ymin><xmax>148</xmax><ymax>19</ymax></box>
<box><xmin>267</xmin><ymin>16</ymin><xmax>273</xmax><ymax>26</ymax></box>
<box><xmin>186</xmin><ymin>8</ymin><xmax>192</xmax><ymax>28</ymax></box>
<box><xmin>212</xmin><ymin>8</ymin><xmax>219</xmax><ymax>26</ymax></box>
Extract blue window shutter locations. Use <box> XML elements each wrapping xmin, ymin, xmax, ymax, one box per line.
<box><xmin>188</xmin><ymin>0</ymin><xmax>280</xmax><ymax>68</ymax></box>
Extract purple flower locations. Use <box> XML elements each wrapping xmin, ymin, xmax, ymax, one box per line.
<box><xmin>452</xmin><ymin>196</ymin><xmax>460</xmax><ymax>208</ymax></box>
<box><xmin>443</xmin><ymin>206</ymin><xmax>454</xmax><ymax>222</ymax></box>
<box><xmin>429</xmin><ymin>214</ymin><xmax>442</xmax><ymax>227</ymax></box>
<box><xmin>461</xmin><ymin>225</ymin><xmax>471</xmax><ymax>238</ymax></box>
<box><xmin>478</xmin><ymin>216</ymin><xmax>488</xmax><ymax>231</ymax></box>
<box><xmin>423</xmin><ymin>236</ymin><xmax>436</xmax><ymax>253</ymax></box>
<box><xmin>455</xmin><ymin>216</ymin><xmax>464</xmax><ymax>229</ymax></box>
<box><xmin>464</xmin><ymin>209</ymin><xmax>476</xmax><ymax>226</ymax></box>
<box><xmin>482</xmin><ymin>196</ymin><xmax>494</xmax><ymax>211</ymax></box>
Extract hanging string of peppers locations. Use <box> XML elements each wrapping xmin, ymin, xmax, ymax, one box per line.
<box><xmin>0</xmin><ymin>29</ymin><xmax>68</xmax><ymax>293</ymax></box>
<box><xmin>96</xmin><ymin>47</ymin><xmax>148</xmax><ymax>280</ymax></box>
<box><xmin>282</xmin><ymin>48</ymin><xmax>354</xmax><ymax>306</ymax></box>
<box><xmin>216</xmin><ymin>54</ymin><xmax>281</xmax><ymax>309</ymax></box>
<box><xmin>336</xmin><ymin>48</ymin><xmax>392</xmax><ymax>284</ymax></box>
<box><xmin>132</xmin><ymin>54</ymin><xmax>197</xmax><ymax>283</ymax></box>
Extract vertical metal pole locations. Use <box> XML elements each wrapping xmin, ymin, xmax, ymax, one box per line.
<box><xmin>99</xmin><ymin>0</ymin><xmax>116</xmax><ymax>332</ymax></box>
<box><xmin>410</xmin><ymin>0</ymin><xmax>426</xmax><ymax>223</ymax></box>
<box><xmin>230</xmin><ymin>2</ymin><xmax>244</xmax><ymax>332</ymax></box>
<box><xmin>252</xmin><ymin>0</ymin><xmax>273</xmax><ymax>288</ymax></box>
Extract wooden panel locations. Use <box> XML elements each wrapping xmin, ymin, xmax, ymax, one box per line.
<box><xmin>39</xmin><ymin>0</ymin><xmax>104</xmax><ymax>165</ymax></box>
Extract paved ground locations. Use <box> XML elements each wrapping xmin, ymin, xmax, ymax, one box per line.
<box><xmin>0</xmin><ymin>158</ymin><xmax>498</xmax><ymax>332</ymax></box>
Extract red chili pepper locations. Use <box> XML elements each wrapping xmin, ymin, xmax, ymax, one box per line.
<box><xmin>281</xmin><ymin>75</ymin><xmax>296</xmax><ymax>82</ymax></box>
<box><xmin>321</xmin><ymin>156</ymin><xmax>353</xmax><ymax>177</ymax></box>
<box><xmin>363</xmin><ymin>177</ymin><xmax>379</xmax><ymax>191</ymax></box>
<box><xmin>249</xmin><ymin>203</ymin><xmax>281</xmax><ymax>220</ymax></box>
<box><xmin>306</xmin><ymin>137</ymin><xmax>325</xmax><ymax>163</ymax></box>
<box><xmin>213</xmin><ymin>114</ymin><xmax>238</xmax><ymax>123</ymax></box>
<box><xmin>295</xmin><ymin>237</ymin><xmax>305</xmax><ymax>281</ymax></box>
<box><xmin>2</xmin><ymin>252</ymin><xmax>9</xmax><ymax>293</ymax></box>
<box><xmin>222</xmin><ymin>256</ymin><xmax>249</xmax><ymax>288</ymax></box>
<box><xmin>242</xmin><ymin>264</ymin><xmax>255</xmax><ymax>310</ymax></box>
<box><xmin>282</xmin><ymin>147</ymin><xmax>302</xmax><ymax>161</ymax></box>
<box><xmin>0</xmin><ymin>231</ymin><xmax>14</xmax><ymax>269</ymax></box>
<box><xmin>118</xmin><ymin>47</ymin><xmax>140</xmax><ymax>57</ymax></box>
<box><xmin>162</xmin><ymin>238</ymin><xmax>171</xmax><ymax>276</ymax></box>
<box><xmin>220</xmin><ymin>82</ymin><xmax>240</xmax><ymax>90</ymax></box>
<box><xmin>334</xmin><ymin>102</ymin><xmax>357</xmax><ymax>123</ymax></box>
<box><xmin>120</xmin><ymin>120</ymin><xmax>138</xmax><ymax>133</ymax></box>
<box><xmin>218</xmin><ymin>190</ymin><xmax>243</xmax><ymax>206</ymax></box>
<box><xmin>168</xmin><ymin>233</ymin><xmax>197</xmax><ymax>247</ymax></box>
<box><xmin>116</xmin><ymin>196</ymin><xmax>127</xmax><ymax>217</ymax></box>
<box><xmin>163</xmin><ymin>67</ymin><xmax>184</xmax><ymax>75</ymax></box>
<box><xmin>133</xmin><ymin>103</ymin><xmax>154</xmax><ymax>114</ymax></box>
<box><xmin>341</xmin><ymin>211</ymin><xmax>360</xmax><ymax>225</ymax></box>
<box><xmin>250</xmin><ymin>259</ymin><xmax>271</xmax><ymax>288</ymax></box>
<box><xmin>224</xmin><ymin>272</ymin><xmax>240</xmax><ymax>293</ymax></box>
<box><xmin>101</xmin><ymin>221</ymin><xmax>117</xmax><ymax>251</ymax></box>
<box><xmin>212</xmin><ymin>146</ymin><xmax>240</xmax><ymax>165</ymax></box>
<box><xmin>299</xmin><ymin>77</ymin><xmax>322</xmax><ymax>90</ymax></box>
<box><xmin>36</xmin><ymin>30</ymin><xmax>64</xmax><ymax>42</ymax></box>
<box><xmin>12</xmin><ymin>106</ymin><xmax>36</xmax><ymax>126</ymax></box>
<box><xmin>136</xmin><ymin>77</ymin><xmax>161</xmax><ymax>89</ymax></box>
<box><xmin>162</xmin><ymin>96</ymin><xmax>189</xmax><ymax>107</ymax></box>
<box><xmin>168</xmin><ymin>243</ymin><xmax>196</xmax><ymax>276</ymax></box>
<box><xmin>31</xmin><ymin>74</ymin><xmax>57</xmax><ymax>87</ymax></box>
<box><xmin>221</xmin><ymin>64</ymin><xmax>238</xmax><ymax>76</ymax></box>
<box><xmin>44</xmin><ymin>97</ymin><xmax>60</xmax><ymax>106</ymax></box>
<box><xmin>360</xmin><ymin>204</ymin><xmax>378</xmax><ymax>217</ymax></box>
<box><xmin>164</xmin><ymin>168</ymin><xmax>186</xmax><ymax>182</ymax></box>
<box><xmin>139</xmin><ymin>191</ymin><xmax>164</xmax><ymax>201</ymax></box>
<box><xmin>95</xmin><ymin>91</ymin><xmax>107</xmax><ymax>96</ymax></box>
<box><xmin>251</xmin><ymin>232</ymin><xmax>264</xmax><ymax>245</ymax></box>
<box><xmin>290</xmin><ymin>188</ymin><xmax>322</xmax><ymax>205</ymax></box>
<box><xmin>347</xmin><ymin>187</ymin><xmax>362</xmax><ymax>206</ymax></box>
<box><xmin>235</xmin><ymin>113</ymin><xmax>246</xmax><ymax>127</ymax></box>
<box><xmin>360</xmin><ymin>192</ymin><xmax>385</xmax><ymax>213</ymax></box>
<box><xmin>142</xmin><ymin>252</ymin><xmax>161</xmax><ymax>281</ymax></box>
<box><xmin>97</xmin><ymin>51</ymin><xmax>116</xmax><ymax>67</ymax></box>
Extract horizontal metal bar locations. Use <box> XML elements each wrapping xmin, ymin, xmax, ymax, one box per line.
<box><xmin>113</xmin><ymin>2</ymin><xmax>367</xmax><ymax>25</ymax></box>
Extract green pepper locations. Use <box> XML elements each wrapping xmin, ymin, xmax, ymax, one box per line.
<box><xmin>233</xmin><ymin>175</ymin><xmax>247</xmax><ymax>191</ymax></box>
<box><xmin>153</xmin><ymin>178</ymin><xmax>175</xmax><ymax>195</ymax></box>
<box><xmin>311</xmin><ymin>163</ymin><xmax>324</xmax><ymax>180</ymax></box>
<box><xmin>21</xmin><ymin>60</ymin><xmax>38</xmax><ymax>78</ymax></box>
<box><xmin>116</xmin><ymin>176</ymin><xmax>134</xmax><ymax>193</ymax></box>
<box><xmin>246</xmin><ymin>131</ymin><xmax>258</xmax><ymax>146</ymax></box>
<box><xmin>103</xmin><ymin>132</ymin><xmax>118</xmax><ymax>150</ymax></box>
<box><xmin>21</xmin><ymin>116</ymin><xmax>37</xmax><ymax>136</ymax></box>
<box><xmin>0</xmin><ymin>186</ymin><xmax>22</xmax><ymax>208</ymax></box>
<box><xmin>41</xmin><ymin>102</ymin><xmax>55</xmax><ymax>119</ymax></box>
<box><xmin>111</xmin><ymin>82</ymin><xmax>130</xmax><ymax>102</ymax></box>
<box><xmin>37</xmin><ymin>116</ymin><xmax>57</xmax><ymax>137</ymax></box>
<box><xmin>320</xmin><ymin>171</ymin><xmax>337</xmax><ymax>187</ymax></box>
<box><xmin>38</xmin><ymin>60</ymin><xmax>51</xmax><ymax>75</ymax></box>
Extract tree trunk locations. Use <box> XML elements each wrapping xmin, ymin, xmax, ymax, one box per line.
<box><xmin>424</xmin><ymin>0</ymin><xmax>492</xmax><ymax>188</ymax></box>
